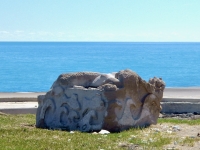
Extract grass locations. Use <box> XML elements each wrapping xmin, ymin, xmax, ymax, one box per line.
<box><xmin>181</xmin><ymin>137</ymin><xmax>200</xmax><ymax>147</ymax></box>
<box><xmin>158</xmin><ymin>118</ymin><xmax>200</xmax><ymax>125</ymax></box>
<box><xmin>0</xmin><ymin>114</ymin><xmax>200</xmax><ymax>150</ymax></box>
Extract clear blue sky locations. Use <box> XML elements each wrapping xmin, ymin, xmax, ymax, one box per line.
<box><xmin>0</xmin><ymin>0</ymin><xmax>200</xmax><ymax>42</ymax></box>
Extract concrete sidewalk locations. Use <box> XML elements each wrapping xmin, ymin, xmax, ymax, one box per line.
<box><xmin>0</xmin><ymin>92</ymin><xmax>45</xmax><ymax>102</ymax></box>
<box><xmin>0</xmin><ymin>88</ymin><xmax>200</xmax><ymax>114</ymax></box>
<box><xmin>162</xmin><ymin>88</ymin><xmax>200</xmax><ymax>114</ymax></box>
<box><xmin>0</xmin><ymin>92</ymin><xmax>42</xmax><ymax>114</ymax></box>
<box><xmin>163</xmin><ymin>88</ymin><xmax>200</xmax><ymax>100</ymax></box>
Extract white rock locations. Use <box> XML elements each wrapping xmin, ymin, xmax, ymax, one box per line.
<box><xmin>70</xmin><ymin>131</ymin><xmax>74</xmax><ymax>134</ymax></box>
<box><xmin>167</xmin><ymin>130</ymin><xmax>172</xmax><ymax>134</ymax></box>
<box><xmin>99</xmin><ymin>129</ymin><xmax>110</xmax><ymax>134</ymax></box>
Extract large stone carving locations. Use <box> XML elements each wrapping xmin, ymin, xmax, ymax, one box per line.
<box><xmin>36</xmin><ymin>69</ymin><xmax>165</xmax><ymax>132</ymax></box>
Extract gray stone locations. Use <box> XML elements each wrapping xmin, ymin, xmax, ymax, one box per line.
<box><xmin>172</xmin><ymin>126</ymin><xmax>181</xmax><ymax>132</ymax></box>
<box><xmin>36</xmin><ymin>69</ymin><xmax>165</xmax><ymax>132</ymax></box>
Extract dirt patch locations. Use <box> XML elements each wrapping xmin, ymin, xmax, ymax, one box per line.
<box><xmin>20</xmin><ymin>123</ymin><xmax>35</xmax><ymax>128</ymax></box>
<box><xmin>150</xmin><ymin>123</ymin><xmax>200</xmax><ymax>150</ymax></box>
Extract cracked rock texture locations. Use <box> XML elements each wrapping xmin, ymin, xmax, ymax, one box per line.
<box><xmin>36</xmin><ymin>69</ymin><xmax>165</xmax><ymax>132</ymax></box>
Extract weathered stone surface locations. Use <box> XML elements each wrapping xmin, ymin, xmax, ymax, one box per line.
<box><xmin>36</xmin><ymin>69</ymin><xmax>165</xmax><ymax>132</ymax></box>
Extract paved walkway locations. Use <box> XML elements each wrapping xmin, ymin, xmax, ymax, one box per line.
<box><xmin>164</xmin><ymin>88</ymin><xmax>200</xmax><ymax>99</ymax></box>
<box><xmin>0</xmin><ymin>92</ymin><xmax>42</xmax><ymax>114</ymax></box>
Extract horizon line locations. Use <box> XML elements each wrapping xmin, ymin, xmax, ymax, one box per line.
<box><xmin>1</xmin><ymin>41</ymin><xmax>200</xmax><ymax>43</ymax></box>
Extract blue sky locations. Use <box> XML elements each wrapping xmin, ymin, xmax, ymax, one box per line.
<box><xmin>0</xmin><ymin>0</ymin><xmax>200</xmax><ymax>42</ymax></box>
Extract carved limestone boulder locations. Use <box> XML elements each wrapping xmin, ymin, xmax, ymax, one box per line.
<box><xmin>36</xmin><ymin>69</ymin><xmax>165</xmax><ymax>132</ymax></box>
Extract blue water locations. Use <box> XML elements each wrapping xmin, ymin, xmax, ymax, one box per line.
<box><xmin>0</xmin><ymin>42</ymin><xmax>200</xmax><ymax>92</ymax></box>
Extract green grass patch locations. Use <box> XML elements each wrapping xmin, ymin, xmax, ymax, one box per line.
<box><xmin>0</xmin><ymin>114</ymin><xmax>200</xmax><ymax>150</ymax></box>
<box><xmin>158</xmin><ymin>118</ymin><xmax>200</xmax><ymax>125</ymax></box>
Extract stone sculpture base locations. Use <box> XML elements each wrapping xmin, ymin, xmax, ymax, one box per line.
<box><xmin>36</xmin><ymin>69</ymin><xmax>165</xmax><ymax>132</ymax></box>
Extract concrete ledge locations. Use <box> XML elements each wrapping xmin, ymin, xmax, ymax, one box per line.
<box><xmin>161</xmin><ymin>102</ymin><xmax>200</xmax><ymax>114</ymax></box>
<box><xmin>0</xmin><ymin>98</ymin><xmax>38</xmax><ymax>102</ymax></box>
<box><xmin>0</xmin><ymin>92</ymin><xmax>45</xmax><ymax>102</ymax></box>
<box><xmin>0</xmin><ymin>102</ymin><xmax>38</xmax><ymax>114</ymax></box>
<box><xmin>0</xmin><ymin>108</ymin><xmax>37</xmax><ymax>114</ymax></box>
<box><xmin>162</xmin><ymin>98</ymin><xmax>200</xmax><ymax>103</ymax></box>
